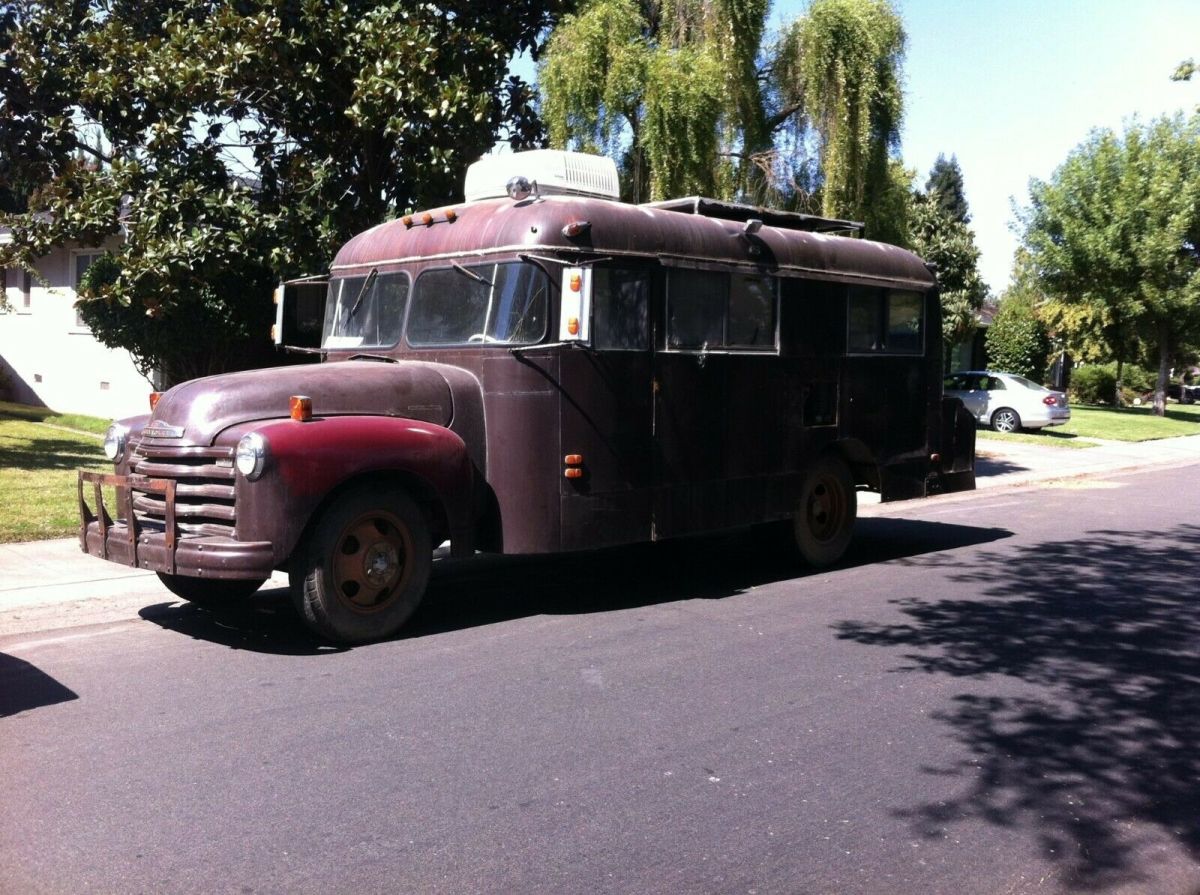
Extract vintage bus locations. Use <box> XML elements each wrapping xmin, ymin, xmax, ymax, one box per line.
<box><xmin>79</xmin><ymin>150</ymin><xmax>975</xmax><ymax>643</ymax></box>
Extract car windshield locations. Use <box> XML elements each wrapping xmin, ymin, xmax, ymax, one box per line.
<box><xmin>322</xmin><ymin>271</ymin><xmax>409</xmax><ymax>349</ymax></box>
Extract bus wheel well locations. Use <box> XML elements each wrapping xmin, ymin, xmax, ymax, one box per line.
<box><xmin>297</xmin><ymin>471</ymin><xmax>451</xmax><ymax>558</ymax></box>
<box><xmin>826</xmin><ymin>439</ymin><xmax>880</xmax><ymax>491</ymax></box>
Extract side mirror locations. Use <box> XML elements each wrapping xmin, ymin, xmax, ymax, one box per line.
<box><xmin>273</xmin><ymin>278</ymin><xmax>328</xmax><ymax>349</ymax></box>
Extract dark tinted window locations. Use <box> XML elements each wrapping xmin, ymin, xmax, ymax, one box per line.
<box><xmin>847</xmin><ymin>287</ymin><xmax>925</xmax><ymax>355</ymax></box>
<box><xmin>593</xmin><ymin>268</ymin><xmax>651</xmax><ymax>350</ymax></box>
<box><xmin>667</xmin><ymin>268</ymin><xmax>725</xmax><ymax>349</ymax></box>
<box><xmin>727</xmin><ymin>274</ymin><xmax>777</xmax><ymax>349</ymax></box>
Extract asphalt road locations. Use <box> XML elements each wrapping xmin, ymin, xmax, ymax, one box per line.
<box><xmin>3</xmin><ymin>465</ymin><xmax>1199</xmax><ymax>895</ymax></box>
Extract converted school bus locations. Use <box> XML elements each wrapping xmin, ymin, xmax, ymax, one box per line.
<box><xmin>79</xmin><ymin>151</ymin><xmax>976</xmax><ymax>643</ymax></box>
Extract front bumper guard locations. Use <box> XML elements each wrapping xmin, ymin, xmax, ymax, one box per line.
<box><xmin>77</xmin><ymin>470</ymin><xmax>274</xmax><ymax>579</ymax></box>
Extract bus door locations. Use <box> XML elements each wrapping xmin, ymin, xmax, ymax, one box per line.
<box><xmin>651</xmin><ymin>266</ymin><xmax>732</xmax><ymax>539</ymax></box>
<box><xmin>558</xmin><ymin>266</ymin><xmax>655</xmax><ymax>551</ymax></box>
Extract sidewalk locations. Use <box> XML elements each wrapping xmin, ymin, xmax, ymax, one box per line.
<box><xmin>3</xmin><ymin>433</ymin><xmax>1199</xmax><ymax>635</ymax></box>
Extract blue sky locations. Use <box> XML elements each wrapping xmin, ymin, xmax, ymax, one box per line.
<box><xmin>519</xmin><ymin>0</ymin><xmax>1200</xmax><ymax>293</ymax></box>
<box><xmin>769</xmin><ymin>0</ymin><xmax>1200</xmax><ymax>290</ymax></box>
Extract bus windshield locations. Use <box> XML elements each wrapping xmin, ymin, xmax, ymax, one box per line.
<box><xmin>322</xmin><ymin>270</ymin><xmax>409</xmax><ymax>349</ymax></box>
<box><xmin>407</xmin><ymin>262</ymin><xmax>549</xmax><ymax>346</ymax></box>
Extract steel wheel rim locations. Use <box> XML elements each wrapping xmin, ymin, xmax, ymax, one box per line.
<box><xmin>331</xmin><ymin>510</ymin><xmax>413</xmax><ymax>614</ymax></box>
<box><xmin>804</xmin><ymin>473</ymin><xmax>847</xmax><ymax>544</ymax></box>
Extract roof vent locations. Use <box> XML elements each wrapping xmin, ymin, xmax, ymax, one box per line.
<box><xmin>464</xmin><ymin>150</ymin><xmax>620</xmax><ymax>202</ymax></box>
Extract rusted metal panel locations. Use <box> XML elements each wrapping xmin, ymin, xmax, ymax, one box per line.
<box><xmin>331</xmin><ymin>197</ymin><xmax>936</xmax><ymax>291</ymax></box>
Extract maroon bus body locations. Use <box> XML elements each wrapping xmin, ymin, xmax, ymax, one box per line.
<box><xmin>77</xmin><ymin>190</ymin><xmax>974</xmax><ymax>640</ymax></box>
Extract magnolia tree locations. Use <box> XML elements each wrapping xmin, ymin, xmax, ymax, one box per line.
<box><xmin>0</xmin><ymin>0</ymin><xmax>571</xmax><ymax>384</ymax></box>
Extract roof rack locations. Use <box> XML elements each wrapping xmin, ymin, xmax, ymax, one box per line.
<box><xmin>642</xmin><ymin>196</ymin><xmax>863</xmax><ymax>235</ymax></box>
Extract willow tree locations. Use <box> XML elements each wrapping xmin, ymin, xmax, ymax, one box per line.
<box><xmin>538</xmin><ymin>0</ymin><xmax>907</xmax><ymax>238</ymax></box>
<box><xmin>780</xmin><ymin>0</ymin><xmax>905</xmax><ymax>239</ymax></box>
<box><xmin>539</xmin><ymin>0</ymin><xmax>770</xmax><ymax>202</ymax></box>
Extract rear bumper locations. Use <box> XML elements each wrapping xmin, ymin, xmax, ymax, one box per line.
<box><xmin>78</xmin><ymin>471</ymin><xmax>275</xmax><ymax>579</ymax></box>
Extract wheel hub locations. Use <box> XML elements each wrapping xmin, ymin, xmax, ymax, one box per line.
<box><xmin>363</xmin><ymin>542</ymin><xmax>400</xmax><ymax>588</ymax></box>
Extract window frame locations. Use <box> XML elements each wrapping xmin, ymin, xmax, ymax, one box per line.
<box><xmin>845</xmin><ymin>286</ymin><xmax>926</xmax><ymax>357</ymax></box>
<box><xmin>405</xmin><ymin>261</ymin><xmax>551</xmax><ymax>349</ymax></box>
<box><xmin>661</xmin><ymin>266</ymin><xmax>780</xmax><ymax>355</ymax></box>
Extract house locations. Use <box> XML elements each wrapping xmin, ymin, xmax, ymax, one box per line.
<box><xmin>1</xmin><ymin>232</ymin><xmax>154</xmax><ymax>420</ymax></box>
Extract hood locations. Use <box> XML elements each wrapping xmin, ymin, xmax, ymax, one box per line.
<box><xmin>147</xmin><ymin>360</ymin><xmax>454</xmax><ymax>446</ymax></box>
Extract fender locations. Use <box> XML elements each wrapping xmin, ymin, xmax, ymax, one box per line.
<box><xmin>232</xmin><ymin>415</ymin><xmax>477</xmax><ymax>564</ymax></box>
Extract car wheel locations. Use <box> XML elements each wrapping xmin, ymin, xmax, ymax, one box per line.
<box><xmin>990</xmin><ymin>407</ymin><xmax>1021</xmax><ymax>433</ymax></box>
<box><xmin>291</xmin><ymin>484</ymin><xmax>432</xmax><ymax>644</ymax></box>
<box><xmin>156</xmin><ymin>572</ymin><xmax>266</xmax><ymax>608</ymax></box>
<box><xmin>793</xmin><ymin>454</ymin><xmax>857</xmax><ymax>567</ymax></box>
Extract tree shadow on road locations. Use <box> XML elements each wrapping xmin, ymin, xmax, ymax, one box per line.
<box><xmin>138</xmin><ymin>517</ymin><xmax>1011</xmax><ymax>654</ymax></box>
<box><xmin>834</xmin><ymin>523</ymin><xmax>1200</xmax><ymax>892</ymax></box>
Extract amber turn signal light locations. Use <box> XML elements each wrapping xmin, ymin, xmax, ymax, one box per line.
<box><xmin>564</xmin><ymin>454</ymin><xmax>583</xmax><ymax>466</ymax></box>
<box><xmin>564</xmin><ymin>468</ymin><xmax>584</xmax><ymax>479</ymax></box>
<box><xmin>567</xmin><ymin>316</ymin><xmax>580</xmax><ymax>335</ymax></box>
<box><xmin>290</xmin><ymin>395</ymin><xmax>313</xmax><ymax>422</ymax></box>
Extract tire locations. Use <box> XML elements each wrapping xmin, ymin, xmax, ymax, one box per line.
<box><xmin>157</xmin><ymin>572</ymin><xmax>266</xmax><ymax>608</ymax></box>
<box><xmin>793</xmin><ymin>454</ymin><xmax>857</xmax><ymax>567</ymax></box>
<box><xmin>990</xmin><ymin>407</ymin><xmax>1021</xmax><ymax>433</ymax></box>
<box><xmin>291</xmin><ymin>484</ymin><xmax>432</xmax><ymax>644</ymax></box>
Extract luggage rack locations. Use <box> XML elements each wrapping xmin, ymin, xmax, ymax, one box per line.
<box><xmin>642</xmin><ymin>196</ymin><xmax>863</xmax><ymax>235</ymax></box>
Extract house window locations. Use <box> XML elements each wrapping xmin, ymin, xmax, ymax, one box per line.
<box><xmin>74</xmin><ymin>252</ymin><xmax>103</xmax><ymax>327</ymax></box>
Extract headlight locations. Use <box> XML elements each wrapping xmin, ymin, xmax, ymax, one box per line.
<box><xmin>235</xmin><ymin>432</ymin><xmax>268</xmax><ymax>480</ymax></box>
<box><xmin>103</xmin><ymin>423</ymin><xmax>128</xmax><ymax>462</ymax></box>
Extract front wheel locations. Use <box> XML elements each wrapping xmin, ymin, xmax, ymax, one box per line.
<box><xmin>793</xmin><ymin>454</ymin><xmax>857</xmax><ymax>567</ymax></box>
<box><xmin>291</xmin><ymin>485</ymin><xmax>432</xmax><ymax>644</ymax></box>
<box><xmin>990</xmin><ymin>407</ymin><xmax>1021</xmax><ymax>433</ymax></box>
<box><xmin>157</xmin><ymin>572</ymin><xmax>266</xmax><ymax>608</ymax></box>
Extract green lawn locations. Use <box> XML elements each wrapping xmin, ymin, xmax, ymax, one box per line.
<box><xmin>977</xmin><ymin>402</ymin><xmax>1200</xmax><ymax>446</ymax></box>
<box><xmin>0</xmin><ymin>403</ymin><xmax>113</xmax><ymax>542</ymax></box>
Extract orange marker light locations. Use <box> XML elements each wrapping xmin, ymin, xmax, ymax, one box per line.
<box><xmin>149</xmin><ymin>392</ymin><xmax>161</xmax><ymax>410</ymax></box>
<box><xmin>445</xmin><ymin>209</ymin><xmax>458</xmax><ymax>222</ymax></box>
<box><xmin>402</xmin><ymin>215</ymin><xmax>414</xmax><ymax>228</ymax></box>
<box><xmin>564</xmin><ymin>454</ymin><xmax>583</xmax><ymax>466</ymax></box>
<box><xmin>290</xmin><ymin>395</ymin><xmax>313</xmax><ymax>422</ymax></box>
<box><xmin>567</xmin><ymin>317</ymin><xmax>580</xmax><ymax>336</ymax></box>
<box><xmin>421</xmin><ymin>212</ymin><xmax>434</xmax><ymax>226</ymax></box>
<box><xmin>564</xmin><ymin>468</ymin><xmax>584</xmax><ymax>479</ymax></box>
<box><xmin>569</xmin><ymin>273</ymin><xmax>582</xmax><ymax>293</ymax></box>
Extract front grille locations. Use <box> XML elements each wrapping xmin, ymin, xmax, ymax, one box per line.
<box><xmin>131</xmin><ymin>443</ymin><xmax>237</xmax><ymax>538</ymax></box>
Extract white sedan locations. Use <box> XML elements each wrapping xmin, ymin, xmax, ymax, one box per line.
<box><xmin>944</xmin><ymin>371</ymin><xmax>1071</xmax><ymax>432</ymax></box>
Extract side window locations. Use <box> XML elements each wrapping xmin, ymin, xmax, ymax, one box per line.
<box><xmin>667</xmin><ymin>268</ymin><xmax>725</xmax><ymax>349</ymax></box>
<box><xmin>847</xmin><ymin>287</ymin><xmax>925</xmax><ymax>355</ymax></box>
<box><xmin>665</xmin><ymin>268</ymin><xmax>780</xmax><ymax>352</ymax></box>
<box><xmin>944</xmin><ymin>374</ymin><xmax>964</xmax><ymax>391</ymax></box>
<box><xmin>727</xmin><ymin>273</ymin><xmax>777</xmax><ymax>349</ymax></box>
<box><xmin>987</xmin><ymin>376</ymin><xmax>1006</xmax><ymax>391</ymax></box>
<box><xmin>593</xmin><ymin>267</ymin><xmax>650</xmax><ymax>350</ymax></box>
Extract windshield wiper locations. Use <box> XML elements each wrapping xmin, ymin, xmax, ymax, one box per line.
<box><xmin>348</xmin><ymin>268</ymin><xmax>378</xmax><ymax>319</ymax></box>
<box><xmin>451</xmin><ymin>262</ymin><xmax>494</xmax><ymax>287</ymax></box>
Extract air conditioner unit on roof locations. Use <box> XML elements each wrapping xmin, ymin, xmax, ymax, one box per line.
<box><xmin>464</xmin><ymin>150</ymin><xmax>620</xmax><ymax>202</ymax></box>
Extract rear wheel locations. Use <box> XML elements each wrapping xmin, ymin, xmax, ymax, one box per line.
<box><xmin>990</xmin><ymin>407</ymin><xmax>1021</xmax><ymax>433</ymax></box>
<box><xmin>793</xmin><ymin>454</ymin><xmax>857</xmax><ymax>567</ymax></box>
<box><xmin>156</xmin><ymin>573</ymin><xmax>266</xmax><ymax>608</ymax></box>
<box><xmin>291</xmin><ymin>485</ymin><xmax>432</xmax><ymax>644</ymax></box>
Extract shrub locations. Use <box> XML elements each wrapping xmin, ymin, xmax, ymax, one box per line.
<box><xmin>1071</xmin><ymin>365</ymin><xmax>1117</xmax><ymax>404</ymax></box>
<box><xmin>1070</xmin><ymin>362</ymin><xmax>1156</xmax><ymax>404</ymax></box>
<box><xmin>985</xmin><ymin>294</ymin><xmax>1051</xmax><ymax>382</ymax></box>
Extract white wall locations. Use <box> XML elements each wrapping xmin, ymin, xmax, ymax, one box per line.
<box><xmin>1</xmin><ymin>239</ymin><xmax>153</xmax><ymax>421</ymax></box>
